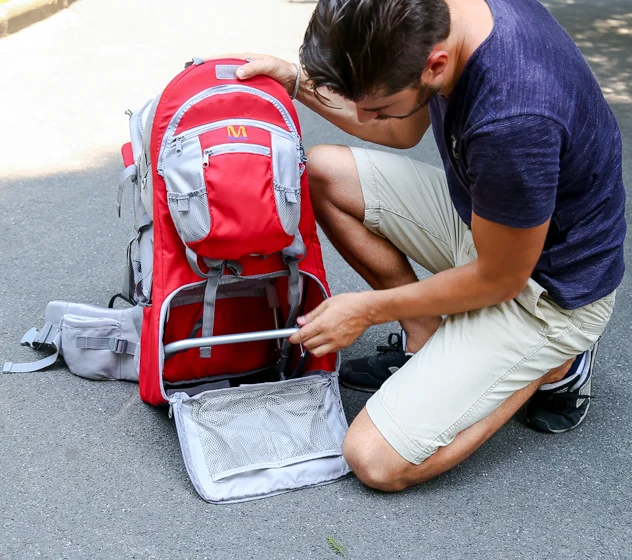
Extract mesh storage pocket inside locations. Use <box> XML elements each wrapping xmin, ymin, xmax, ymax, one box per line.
<box><xmin>190</xmin><ymin>379</ymin><xmax>341</xmax><ymax>480</ymax></box>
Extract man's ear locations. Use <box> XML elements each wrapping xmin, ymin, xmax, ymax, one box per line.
<box><xmin>422</xmin><ymin>48</ymin><xmax>449</xmax><ymax>84</ymax></box>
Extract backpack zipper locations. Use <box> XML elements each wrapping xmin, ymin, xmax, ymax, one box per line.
<box><xmin>158</xmin><ymin>85</ymin><xmax>299</xmax><ymax>173</ymax></box>
<box><xmin>203</xmin><ymin>143</ymin><xmax>271</xmax><ymax>167</ymax></box>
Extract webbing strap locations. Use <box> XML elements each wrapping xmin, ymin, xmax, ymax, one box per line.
<box><xmin>282</xmin><ymin>233</ymin><xmax>306</xmax><ymax>262</ymax></box>
<box><xmin>200</xmin><ymin>264</ymin><xmax>224</xmax><ymax>358</ymax></box>
<box><xmin>186</xmin><ymin>248</ymin><xmax>223</xmax><ymax>279</ymax></box>
<box><xmin>285</xmin><ymin>260</ymin><xmax>301</xmax><ymax>328</ymax></box>
<box><xmin>134</xmin><ymin>213</ymin><xmax>152</xmax><ymax>234</ymax></box>
<box><xmin>117</xmin><ymin>164</ymin><xmax>137</xmax><ymax>217</ymax></box>
<box><xmin>20</xmin><ymin>323</ymin><xmax>60</xmax><ymax>350</ymax></box>
<box><xmin>75</xmin><ymin>336</ymin><xmax>137</xmax><ymax>356</ymax></box>
<box><xmin>3</xmin><ymin>331</ymin><xmax>61</xmax><ymax>374</ymax></box>
<box><xmin>183</xmin><ymin>248</ymin><xmax>227</xmax><ymax>358</ymax></box>
<box><xmin>278</xmin><ymin>248</ymin><xmax>304</xmax><ymax>379</ymax></box>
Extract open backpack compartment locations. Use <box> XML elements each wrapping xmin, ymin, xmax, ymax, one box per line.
<box><xmin>158</xmin><ymin>273</ymin><xmax>350</xmax><ymax>504</ymax></box>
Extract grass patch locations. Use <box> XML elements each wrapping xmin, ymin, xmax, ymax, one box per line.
<box><xmin>327</xmin><ymin>535</ymin><xmax>348</xmax><ymax>559</ymax></box>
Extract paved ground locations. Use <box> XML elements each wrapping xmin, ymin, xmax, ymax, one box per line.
<box><xmin>0</xmin><ymin>1</ymin><xmax>631</xmax><ymax>558</ymax></box>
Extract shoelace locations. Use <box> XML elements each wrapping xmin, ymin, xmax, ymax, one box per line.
<box><xmin>376</xmin><ymin>333</ymin><xmax>404</xmax><ymax>354</ymax></box>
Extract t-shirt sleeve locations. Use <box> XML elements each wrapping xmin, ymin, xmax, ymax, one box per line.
<box><xmin>464</xmin><ymin>115</ymin><xmax>566</xmax><ymax>228</ymax></box>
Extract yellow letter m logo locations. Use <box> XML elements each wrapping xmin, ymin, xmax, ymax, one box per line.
<box><xmin>227</xmin><ymin>126</ymin><xmax>248</xmax><ymax>140</ymax></box>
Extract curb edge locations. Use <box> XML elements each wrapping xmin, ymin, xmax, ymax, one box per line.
<box><xmin>0</xmin><ymin>0</ymin><xmax>78</xmax><ymax>38</ymax></box>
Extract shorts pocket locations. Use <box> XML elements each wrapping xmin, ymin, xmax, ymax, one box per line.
<box><xmin>578</xmin><ymin>322</ymin><xmax>606</xmax><ymax>336</ymax></box>
<box><xmin>571</xmin><ymin>290</ymin><xmax>616</xmax><ymax>336</ymax></box>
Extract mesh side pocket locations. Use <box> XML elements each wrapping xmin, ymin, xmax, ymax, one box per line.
<box><xmin>167</xmin><ymin>188</ymin><xmax>211</xmax><ymax>243</ymax></box>
<box><xmin>190</xmin><ymin>379</ymin><xmax>340</xmax><ymax>480</ymax></box>
<box><xmin>274</xmin><ymin>184</ymin><xmax>301</xmax><ymax>236</ymax></box>
<box><xmin>271</xmin><ymin>131</ymin><xmax>301</xmax><ymax>236</ymax></box>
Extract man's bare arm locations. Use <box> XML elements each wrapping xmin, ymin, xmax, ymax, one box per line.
<box><xmin>369</xmin><ymin>215</ymin><xmax>551</xmax><ymax>321</ymax></box>
<box><xmin>234</xmin><ymin>55</ymin><xmax>430</xmax><ymax>149</ymax></box>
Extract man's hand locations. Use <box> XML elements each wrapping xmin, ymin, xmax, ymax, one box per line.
<box><xmin>203</xmin><ymin>53</ymin><xmax>298</xmax><ymax>96</ymax></box>
<box><xmin>288</xmin><ymin>292</ymin><xmax>376</xmax><ymax>357</ymax></box>
<box><xmin>235</xmin><ymin>55</ymin><xmax>299</xmax><ymax>97</ymax></box>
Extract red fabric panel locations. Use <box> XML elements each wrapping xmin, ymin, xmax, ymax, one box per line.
<box><xmin>121</xmin><ymin>143</ymin><xmax>134</xmax><ymax>167</ymax></box>
<box><xmin>191</xmin><ymin>150</ymin><xmax>292</xmax><ymax>260</ymax></box>
<box><xmin>163</xmin><ymin>296</ymin><xmax>277</xmax><ymax>382</ymax></box>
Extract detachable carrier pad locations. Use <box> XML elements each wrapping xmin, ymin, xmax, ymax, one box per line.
<box><xmin>170</xmin><ymin>372</ymin><xmax>350</xmax><ymax>503</ymax></box>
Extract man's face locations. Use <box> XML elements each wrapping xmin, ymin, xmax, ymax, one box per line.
<box><xmin>355</xmin><ymin>82</ymin><xmax>440</xmax><ymax>123</ymax></box>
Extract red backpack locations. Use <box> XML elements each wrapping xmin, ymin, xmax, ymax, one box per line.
<box><xmin>132</xmin><ymin>57</ymin><xmax>338</xmax><ymax>404</ymax></box>
<box><xmin>118</xmin><ymin>58</ymin><xmax>349</xmax><ymax>502</ymax></box>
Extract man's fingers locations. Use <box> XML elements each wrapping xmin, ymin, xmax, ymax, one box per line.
<box><xmin>236</xmin><ymin>59</ymin><xmax>275</xmax><ymax>80</ymax></box>
<box><xmin>300</xmin><ymin>333</ymin><xmax>329</xmax><ymax>351</ymax></box>
<box><xmin>289</xmin><ymin>316</ymin><xmax>326</xmax><ymax>345</ymax></box>
<box><xmin>297</xmin><ymin>301</ymin><xmax>329</xmax><ymax>326</ymax></box>
<box><xmin>311</xmin><ymin>344</ymin><xmax>337</xmax><ymax>358</ymax></box>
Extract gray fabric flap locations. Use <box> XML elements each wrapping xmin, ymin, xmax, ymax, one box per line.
<box><xmin>170</xmin><ymin>372</ymin><xmax>350</xmax><ymax>503</ymax></box>
<box><xmin>215</xmin><ymin>65</ymin><xmax>240</xmax><ymax>80</ymax></box>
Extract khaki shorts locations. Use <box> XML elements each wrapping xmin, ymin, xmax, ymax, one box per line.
<box><xmin>350</xmin><ymin>147</ymin><xmax>616</xmax><ymax>465</ymax></box>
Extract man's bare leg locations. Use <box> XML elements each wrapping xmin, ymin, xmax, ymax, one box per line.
<box><xmin>307</xmin><ymin>144</ymin><xmax>442</xmax><ymax>352</ymax></box>
<box><xmin>343</xmin><ymin>359</ymin><xmax>574</xmax><ymax>492</ymax></box>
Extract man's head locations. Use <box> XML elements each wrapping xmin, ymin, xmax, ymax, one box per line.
<box><xmin>300</xmin><ymin>0</ymin><xmax>451</xmax><ymax>121</ymax></box>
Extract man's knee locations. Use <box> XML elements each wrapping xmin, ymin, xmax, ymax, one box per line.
<box><xmin>305</xmin><ymin>145</ymin><xmax>363</xmax><ymax>219</ymax></box>
<box><xmin>342</xmin><ymin>410</ymin><xmax>419</xmax><ymax>492</ymax></box>
<box><xmin>305</xmin><ymin>144</ymin><xmax>351</xmax><ymax>187</ymax></box>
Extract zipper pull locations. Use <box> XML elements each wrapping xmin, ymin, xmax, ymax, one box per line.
<box><xmin>203</xmin><ymin>149</ymin><xmax>212</xmax><ymax>168</ymax></box>
<box><xmin>168</xmin><ymin>402</ymin><xmax>174</xmax><ymax>419</ymax></box>
<box><xmin>298</xmin><ymin>141</ymin><xmax>308</xmax><ymax>177</ymax></box>
<box><xmin>175</xmin><ymin>137</ymin><xmax>183</xmax><ymax>156</ymax></box>
<box><xmin>299</xmin><ymin>140</ymin><xmax>308</xmax><ymax>164</ymax></box>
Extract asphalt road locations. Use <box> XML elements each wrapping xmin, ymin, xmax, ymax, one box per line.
<box><xmin>1</xmin><ymin>1</ymin><xmax>631</xmax><ymax>559</ymax></box>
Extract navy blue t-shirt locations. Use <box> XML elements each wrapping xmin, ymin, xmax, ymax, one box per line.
<box><xmin>428</xmin><ymin>0</ymin><xmax>626</xmax><ymax>309</ymax></box>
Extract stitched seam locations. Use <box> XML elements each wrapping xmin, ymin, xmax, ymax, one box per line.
<box><xmin>414</xmin><ymin>333</ymin><xmax>551</xmax><ymax>462</ymax></box>
<box><xmin>381</xmin><ymin>208</ymin><xmax>454</xmax><ymax>249</ymax></box>
<box><xmin>363</xmin><ymin>150</ymin><xmax>382</xmax><ymax>228</ymax></box>
<box><xmin>363</xmin><ymin>149</ymin><xmax>453</xmax><ymax>250</ymax></box>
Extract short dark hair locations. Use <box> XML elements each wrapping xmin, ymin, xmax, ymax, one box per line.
<box><xmin>300</xmin><ymin>0</ymin><xmax>451</xmax><ymax>102</ymax></box>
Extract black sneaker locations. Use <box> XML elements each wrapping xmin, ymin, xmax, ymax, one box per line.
<box><xmin>339</xmin><ymin>332</ymin><xmax>413</xmax><ymax>393</ymax></box>
<box><xmin>527</xmin><ymin>343</ymin><xmax>598</xmax><ymax>433</ymax></box>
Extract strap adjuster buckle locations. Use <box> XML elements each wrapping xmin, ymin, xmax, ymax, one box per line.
<box><xmin>109</xmin><ymin>337</ymin><xmax>128</xmax><ymax>354</ymax></box>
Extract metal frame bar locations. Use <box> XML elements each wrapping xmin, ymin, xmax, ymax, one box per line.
<box><xmin>163</xmin><ymin>328</ymin><xmax>300</xmax><ymax>358</ymax></box>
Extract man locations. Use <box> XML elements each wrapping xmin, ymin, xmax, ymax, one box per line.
<box><xmin>236</xmin><ymin>0</ymin><xmax>626</xmax><ymax>491</ymax></box>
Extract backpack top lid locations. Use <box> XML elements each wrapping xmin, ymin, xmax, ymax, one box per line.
<box><xmin>151</xmin><ymin>57</ymin><xmax>307</xmax><ymax>263</ymax></box>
